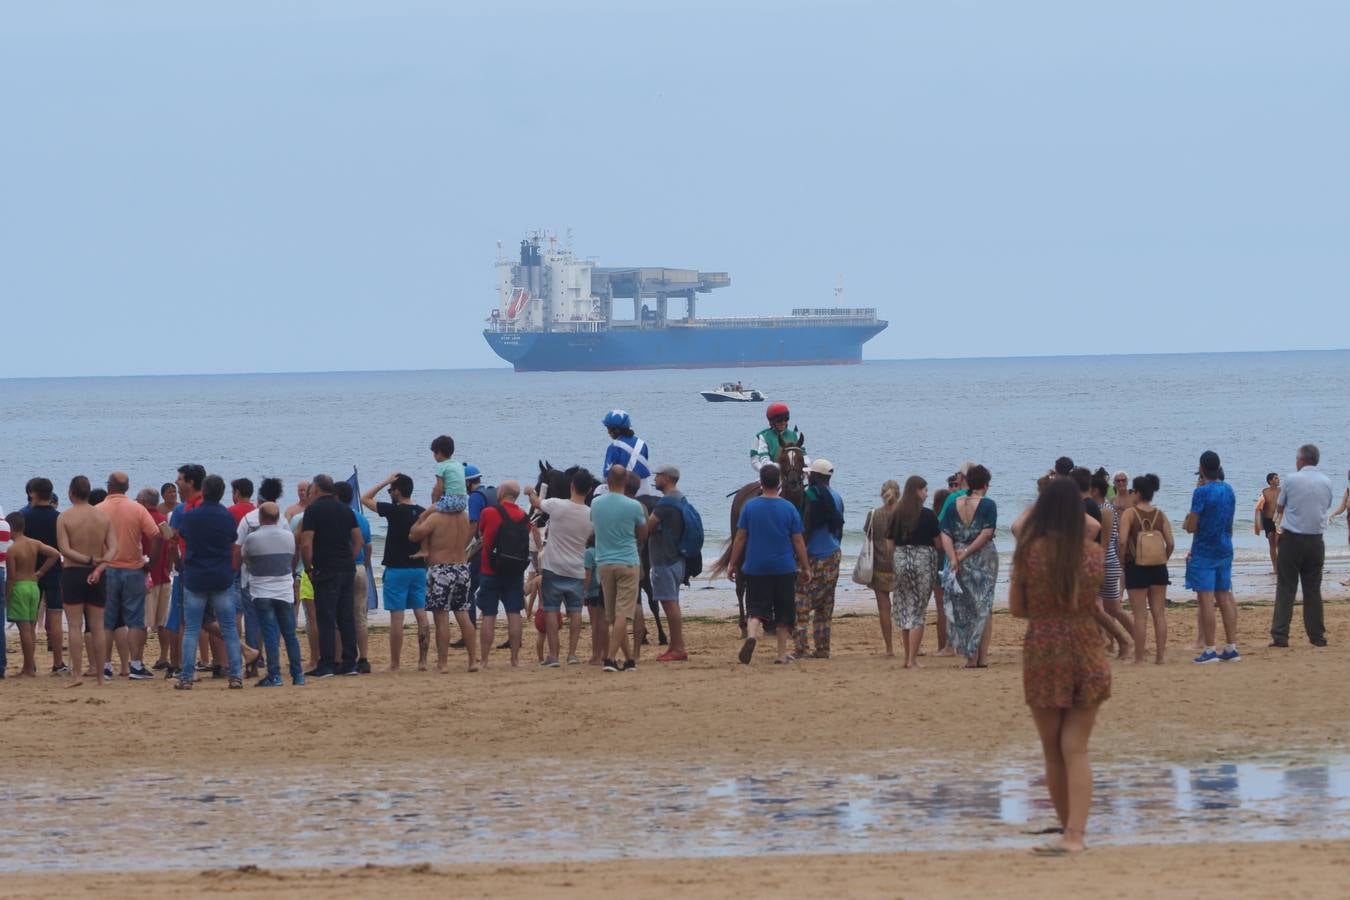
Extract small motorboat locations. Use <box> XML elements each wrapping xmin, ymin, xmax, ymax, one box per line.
<box><xmin>701</xmin><ymin>383</ymin><xmax>765</xmax><ymax>403</ymax></box>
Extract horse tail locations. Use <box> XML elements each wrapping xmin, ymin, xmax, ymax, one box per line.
<box><xmin>708</xmin><ymin>537</ymin><xmax>734</xmax><ymax>580</ymax></box>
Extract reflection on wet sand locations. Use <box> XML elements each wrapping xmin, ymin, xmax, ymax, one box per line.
<box><xmin>2</xmin><ymin>754</ymin><xmax>1347</xmax><ymax>873</ymax></box>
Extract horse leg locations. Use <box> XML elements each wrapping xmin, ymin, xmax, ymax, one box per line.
<box><xmin>737</xmin><ymin>581</ymin><xmax>747</xmax><ymax>640</ymax></box>
<box><xmin>648</xmin><ymin>592</ymin><xmax>665</xmax><ymax>645</ymax></box>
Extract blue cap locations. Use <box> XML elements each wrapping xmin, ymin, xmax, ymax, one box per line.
<box><xmin>464</xmin><ymin>464</ymin><xmax>481</xmax><ymax>481</ymax></box>
<box><xmin>602</xmin><ymin>409</ymin><xmax>632</xmax><ymax>430</ymax></box>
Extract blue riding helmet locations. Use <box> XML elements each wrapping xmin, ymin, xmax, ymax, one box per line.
<box><xmin>601</xmin><ymin>410</ymin><xmax>632</xmax><ymax>430</ymax></box>
<box><xmin>464</xmin><ymin>464</ymin><xmax>481</xmax><ymax>481</ymax></box>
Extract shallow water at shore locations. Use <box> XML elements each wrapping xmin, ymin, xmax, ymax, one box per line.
<box><xmin>3</xmin><ymin>753</ymin><xmax>1347</xmax><ymax>873</ymax></box>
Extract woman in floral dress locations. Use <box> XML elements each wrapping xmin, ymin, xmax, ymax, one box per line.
<box><xmin>886</xmin><ymin>475</ymin><xmax>942</xmax><ymax>668</ymax></box>
<box><xmin>1009</xmin><ymin>477</ymin><xmax>1108</xmax><ymax>856</ymax></box>
<box><xmin>939</xmin><ymin>464</ymin><xmax>998</xmax><ymax>667</ymax></box>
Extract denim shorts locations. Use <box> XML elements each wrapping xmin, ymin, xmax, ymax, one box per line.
<box><xmin>1185</xmin><ymin>554</ymin><xmax>1233</xmax><ymax>593</ymax></box>
<box><xmin>540</xmin><ymin>571</ymin><xmax>584</xmax><ymax>613</ymax></box>
<box><xmin>477</xmin><ymin>573</ymin><xmax>525</xmax><ymax>617</ymax></box>
<box><xmin>383</xmin><ymin>566</ymin><xmax>427</xmax><ymax>612</ymax></box>
<box><xmin>102</xmin><ymin>567</ymin><xmax>147</xmax><ymax>630</ymax></box>
<box><xmin>651</xmin><ymin>560</ymin><xmax>684</xmax><ymax>604</ymax></box>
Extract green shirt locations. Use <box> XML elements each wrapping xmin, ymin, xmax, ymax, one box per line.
<box><xmin>590</xmin><ymin>492</ymin><xmax>646</xmax><ymax>567</ymax></box>
<box><xmin>435</xmin><ymin>458</ymin><xmax>467</xmax><ymax>497</ymax></box>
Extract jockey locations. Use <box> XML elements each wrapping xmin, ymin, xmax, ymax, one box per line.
<box><xmin>600</xmin><ymin>409</ymin><xmax>655</xmax><ymax>495</ymax></box>
<box><xmin>752</xmin><ymin>402</ymin><xmax>809</xmax><ymax>472</ymax></box>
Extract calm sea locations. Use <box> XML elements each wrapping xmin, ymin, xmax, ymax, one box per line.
<box><xmin>4</xmin><ymin>352</ymin><xmax>1348</xmax><ymax>575</ymax></box>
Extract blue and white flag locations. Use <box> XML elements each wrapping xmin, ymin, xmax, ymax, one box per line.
<box><xmin>346</xmin><ymin>468</ymin><xmax>379</xmax><ymax>611</ymax></box>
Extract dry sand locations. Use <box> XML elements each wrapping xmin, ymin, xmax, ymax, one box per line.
<box><xmin>3</xmin><ymin>597</ymin><xmax>1348</xmax><ymax>897</ymax></box>
<box><xmin>5</xmin><ymin>842</ymin><xmax>1349</xmax><ymax>899</ymax></box>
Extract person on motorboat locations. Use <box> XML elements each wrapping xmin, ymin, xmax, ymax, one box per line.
<box><xmin>751</xmin><ymin>403</ymin><xmax>810</xmax><ymax>472</ymax></box>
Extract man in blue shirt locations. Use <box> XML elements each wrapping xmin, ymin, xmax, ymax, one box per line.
<box><xmin>795</xmin><ymin>459</ymin><xmax>844</xmax><ymax>659</ymax></box>
<box><xmin>463</xmin><ymin>464</ymin><xmax>487</xmax><ymax>630</ymax></box>
<box><xmin>1184</xmin><ymin>450</ymin><xmax>1239</xmax><ymax>663</ymax></box>
<box><xmin>728</xmin><ymin>463</ymin><xmax>810</xmax><ymax>665</ymax></box>
<box><xmin>176</xmin><ymin>474</ymin><xmax>245</xmax><ymax>688</ymax></box>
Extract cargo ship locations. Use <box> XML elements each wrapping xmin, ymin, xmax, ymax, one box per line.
<box><xmin>483</xmin><ymin>232</ymin><xmax>887</xmax><ymax>372</ymax></box>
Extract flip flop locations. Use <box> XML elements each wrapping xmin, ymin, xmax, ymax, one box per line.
<box><xmin>738</xmin><ymin>637</ymin><xmax>757</xmax><ymax>665</ymax></box>
<box><xmin>1031</xmin><ymin>842</ymin><xmax>1085</xmax><ymax>857</ymax></box>
<box><xmin>1025</xmin><ymin>826</ymin><xmax>1065</xmax><ymax>835</ymax></box>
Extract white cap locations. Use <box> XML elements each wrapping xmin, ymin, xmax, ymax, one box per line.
<box><xmin>808</xmin><ymin>459</ymin><xmax>835</xmax><ymax>476</ymax></box>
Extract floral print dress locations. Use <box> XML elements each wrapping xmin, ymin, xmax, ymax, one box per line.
<box><xmin>1014</xmin><ymin>539</ymin><xmax>1110</xmax><ymax>709</ymax></box>
<box><xmin>940</xmin><ymin>496</ymin><xmax>999</xmax><ymax>658</ymax></box>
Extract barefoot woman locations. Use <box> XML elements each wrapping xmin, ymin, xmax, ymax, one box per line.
<box><xmin>1010</xmin><ymin>478</ymin><xmax>1109</xmax><ymax>855</ymax></box>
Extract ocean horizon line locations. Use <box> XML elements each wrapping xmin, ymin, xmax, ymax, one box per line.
<box><xmin>1</xmin><ymin>346</ymin><xmax>1347</xmax><ymax>383</ymax></box>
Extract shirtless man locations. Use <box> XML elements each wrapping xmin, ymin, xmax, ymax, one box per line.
<box><xmin>284</xmin><ymin>481</ymin><xmax>310</xmax><ymax>524</ymax></box>
<box><xmin>408</xmin><ymin>502</ymin><xmax>477</xmax><ymax>673</ymax></box>
<box><xmin>5</xmin><ymin>512</ymin><xmax>63</xmax><ymax>676</ymax></box>
<box><xmin>56</xmin><ymin>476</ymin><xmax>118</xmax><ymax>686</ymax></box>
<box><xmin>1254</xmin><ymin>473</ymin><xmax>1282</xmax><ymax>574</ymax></box>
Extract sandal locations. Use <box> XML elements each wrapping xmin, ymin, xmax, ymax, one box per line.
<box><xmin>1031</xmin><ymin>841</ymin><xmax>1085</xmax><ymax>857</ymax></box>
<box><xmin>173</xmin><ymin>679</ymin><xmax>193</xmax><ymax>690</ymax></box>
<box><xmin>228</xmin><ymin>677</ymin><xmax>243</xmax><ymax>689</ymax></box>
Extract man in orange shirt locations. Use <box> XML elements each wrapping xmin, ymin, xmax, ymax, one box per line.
<box><xmin>101</xmin><ymin>472</ymin><xmax>162</xmax><ymax>680</ymax></box>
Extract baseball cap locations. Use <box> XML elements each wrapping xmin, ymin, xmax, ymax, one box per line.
<box><xmin>1196</xmin><ymin>450</ymin><xmax>1221</xmax><ymax>476</ymax></box>
<box><xmin>654</xmin><ymin>464</ymin><xmax>680</xmax><ymax>480</ymax></box>
<box><xmin>808</xmin><ymin>459</ymin><xmax>835</xmax><ymax>476</ymax></box>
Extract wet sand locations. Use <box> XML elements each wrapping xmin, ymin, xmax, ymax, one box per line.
<box><xmin>3</xmin><ymin>597</ymin><xmax>1348</xmax><ymax>896</ymax></box>
<box><xmin>5</xmin><ymin>841</ymin><xmax>1348</xmax><ymax>899</ymax></box>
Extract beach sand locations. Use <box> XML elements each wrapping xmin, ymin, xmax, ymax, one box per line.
<box><xmin>5</xmin><ymin>840</ymin><xmax>1349</xmax><ymax>899</ymax></box>
<box><xmin>3</xmin><ymin>597</ymin><xmax>1348</xmax><ymax>897</ymax></box>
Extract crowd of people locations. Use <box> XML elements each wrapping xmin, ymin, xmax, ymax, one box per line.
<box><xmin>0</xmin><ymin>414</ymin><xmax>1343</xmax><ymax>689</ymax></box>
<box><xmin>0</xmin><ymin>406</ymin><xmax>1344</xmax><ymax>855</ymax></box>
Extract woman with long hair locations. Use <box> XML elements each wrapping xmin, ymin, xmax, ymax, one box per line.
<box><xmin>1009</xmin><ymin>477</ymin><xmax>1109</xmax><ymax>856</ymax></box>
<box><xmin>940</xmin><ymin>465</ymin><xmax>998</xmax><ymax>668</ymax></box>
<box><xmin>868</xmin><ymin>480</ymin><xmax>901</xmax><ymax>656</ymax></box>
<box><xmin>1116</xmin><ymin>474</ymin><xmax>1174</xmax><ymax>665</ymax></box>
<box><xmin>885</xmin><ymin>476</ymin><xmax>942</xmax><ymax>668</ymax></box>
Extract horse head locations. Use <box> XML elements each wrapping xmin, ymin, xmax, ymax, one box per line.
<box><xmin>776</xmin><ymin>442</ymin><xmax>807</xmax><ymax>509</ymax></box>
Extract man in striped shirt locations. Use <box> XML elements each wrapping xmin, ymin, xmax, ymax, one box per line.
<box><xmin>240</xmin><ymin>502</ymin><xmax>304</xmax><ymax>686</ymax></box>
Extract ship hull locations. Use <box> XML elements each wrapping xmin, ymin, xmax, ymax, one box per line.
<box><xmin>484</xmin><ymin>323</ymin><xmax>886</xmax><ymax>373</ymax></box>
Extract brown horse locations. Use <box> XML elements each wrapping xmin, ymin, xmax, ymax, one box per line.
<box><xmin>709</xmin><ymin>437</ymin><xmax>807</xmax><ymax>637</ymax></box>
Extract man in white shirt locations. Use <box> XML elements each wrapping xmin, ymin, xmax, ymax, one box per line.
<box><xmin>1271</xmin><ymin>443</ymin><xmax>1334</xmax><ymax>648</ymax></box>
<box><xmin>240</xmin><ymin>503</ymin><xmax>304</xmax><ymax>686</ymax></box>
<box><xmin>523</xmin><ymin>468</ymin><xmax>595</xmax><ymax>667</ymax></box>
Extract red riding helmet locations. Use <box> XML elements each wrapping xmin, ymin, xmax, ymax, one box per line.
<box><xmin>766</xmin><ymin>402</ymin><xmax>790</xmax><ymax>421</ymax></box>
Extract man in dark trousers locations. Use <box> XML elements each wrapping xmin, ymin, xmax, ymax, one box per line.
<box><xmin>299</xmin><ymin>474</ymin><xmax>363</xmax><ymax>678</ymax></box>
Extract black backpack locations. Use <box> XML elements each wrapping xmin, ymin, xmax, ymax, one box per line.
<box><xmin>489</xmin><ymin>503</ymin><xmax>531</xmax><ymax>575</ymax></box>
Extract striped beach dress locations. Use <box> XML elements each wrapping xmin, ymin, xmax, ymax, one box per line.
<box><xmin>1097</xmin><ymin>505</ymin><xmax>1123</xmax><ymax>602</ymax></box>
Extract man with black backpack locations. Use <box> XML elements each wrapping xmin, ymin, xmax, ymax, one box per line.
<box><xmin>475</xmin><ymin>480</ymin><xmax>536</xmax><ymax>668</ymax></box>
<box><xmin>646</xmin><ymin>464</ymin><xmax>702</xmax><ymax>662</ymax></box>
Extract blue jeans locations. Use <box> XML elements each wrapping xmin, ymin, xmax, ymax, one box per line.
<box><xmin>180</xmin><ymin>586</ymin><xmax>242</xmax><ymax>681</ymax></box>
<box><xmin>253</xmin><ymin>596</ymin><xmax>303</xmax><ymax>681</ymax></box>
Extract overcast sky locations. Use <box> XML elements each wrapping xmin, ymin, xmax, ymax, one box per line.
<box><xmin>3</xmin><ymin>1</ymin><xmax>1346</xmax><ymax>377</ymax></box>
